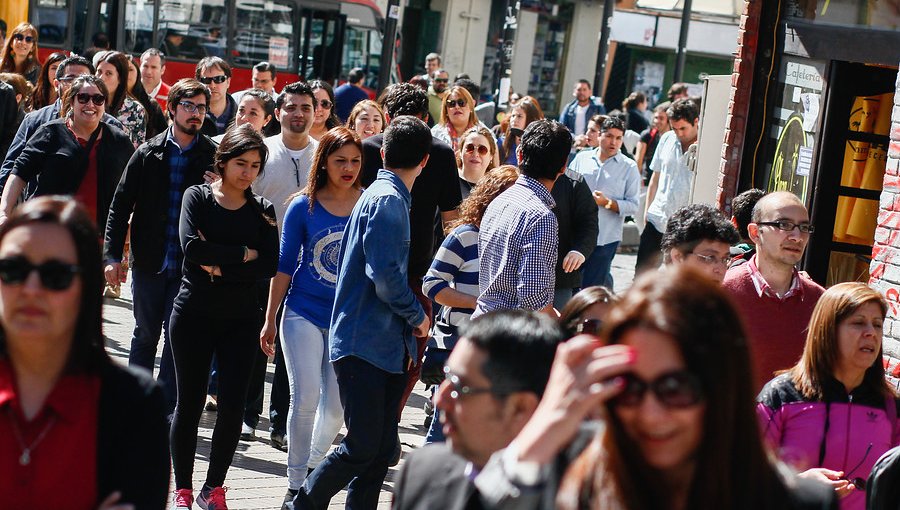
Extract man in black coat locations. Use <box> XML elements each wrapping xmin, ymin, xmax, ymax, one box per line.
<box><xmin>551</xmin><ymin>169</ymin><xmax>599</xmax><ymax>309</ymax></box>
<box><xmin>391</xmin><ymin>310</ymin><xmax>565</xmax><ymax>510</ymax></box>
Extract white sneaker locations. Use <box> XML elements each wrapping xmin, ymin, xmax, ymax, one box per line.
<box><xmin>240</xmin><ymin>422</ymin><xmax>256</xmax><ymax>441</ymax></box>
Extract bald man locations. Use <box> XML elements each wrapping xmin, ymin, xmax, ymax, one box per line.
<box><xmin>722</xmin><ymin>191</ymin><xmax>824</xmax><ymax>390</ymax></box>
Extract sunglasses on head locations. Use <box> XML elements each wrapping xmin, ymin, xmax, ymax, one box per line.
<box><xmin>75</xmin><ymin>93</ymin><xmax>106</xmax><ymax>106</ymax></box>
<box><xmin>318</xmin><ymin>99</ymin><xmax>333</xmax><ymax>109</ymax></box>
<box><xmin>199</xmin><ymin>75</ymin><xmax>228</xmax><ymax>85</ymax></box>
<box><xmin>446</xmin><ymin>99</ymin><xmax>466</xmax><ymax>109</ymax></box>
<box><xmin>612</xmin><ymin>371</ymin><xmax>703</xmax><ymax>409</ymax></box>
<box><xmin>464</xmin><ymin>143</ymin><xmax>489</xmax><ymax>156</ymax></box>
<box><xmin>13</xmin><ymin>33</ymin><xmax>35</xmax><ymax>43</ymax></box>
<box><xmin>0</xmin><ymin>257</ymin><xmax>80</xmax><ymax>291</ymax></box>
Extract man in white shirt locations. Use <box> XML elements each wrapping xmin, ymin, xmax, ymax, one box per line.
<box><xmin>232</xmin><ymin>61</ymin><xmax>279</xmax><ymax>104</ymax></box>
<box><xmin>558</xmin><ymin>79</ymin><xmax>605</xmax><ymax>137</ymax></box>
<box><xmin>635</xmin><ymin>98</ymin><xmax>699</xmax><ymax>274</ymax></box>
<box><xmin>568</xmin><ymin>116</ymin><xmax>640</xmax><ymax>288</ymax></box>
<box><xmin>140</xmin><ymin>48</ymin><xmax>170</xmax><ymax>110</ymax></box>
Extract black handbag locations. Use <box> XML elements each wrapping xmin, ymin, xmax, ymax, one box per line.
<box><xmin>419</xmin><ymin>319</ymin><xmax>459</xmax><ymax>385</ymax></box>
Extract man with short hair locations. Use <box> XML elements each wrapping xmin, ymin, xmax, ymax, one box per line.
<box><xmin>334</xmin><ymin>67</ymin><xmax>369</xmax><ymax>123</ymax></box>
<box><xmin>558</xmin><ymin>79</ymin><xmax>605</xmax><ymax>137</ymax></box>
<box><xmin>668</xmin><ymin>82</ymin><xmax>689</xmax><ymax>101</ymax></box>
<box><xmin>392</xmin><ymin>310</ymin><xmax>565</xmax><ymax>510</ymax></box>
<box><xmin>292</xmin><ymin>116</ymin><xmax>432</xmax><ymax>510</ymax></box>
<box><xmin>424</xmin><ymin>52</ymin><xmax>441</xmax><ymax>76</ymax></box>
<box><xmin>427</xmin><ymin>68</ymin><xmax>450</xmax><ymax>125</ymax></box>
<box><xmin>636</xmin><ymin>101</ymin><xmax>670</xmax><ymax>185</ymax></box>
<box><xmin>104</xmin><ymin>79</ymin><xmax>217</xmax><ymax>414</ymax></box>
<box><xmin>568</xmin><ymin>116</ymin><xmax>640</xmax><ymax>289</ymax></box>
<box><xmin>196</xmin><ymin>56</ymin><xmax>236</xmax><ymax>136</ymax></box>
<box><xmin>722</xmin><ymin>191</ymin><xmax>825</xmax><ymax>390</ymax></box>
<box><xmin>232</xmin><ymin>61</ymin><xmax>279</xmax><ymax>105</ymax></box>
<box><xmin>729</xmin><ymin>188</ymin><xmax>766</xmax><ymax>266</ymax></box>
<box><xmin>474</xmin><ymin>120</ymin><xmax>572</xmax><ymax>317</ymax></box>
<box><xmin>661</xmin><ymin>203</ymin><xmax>739</xmax><ymax>283</ymax></box>
<box><xmin>140</xmin><ymin>48</ymin><xmax>170</xmax><ymax>110</ymax></box>
<box><xmin>636</xmin><ymin>98</ymin><xmax>700</xmax><ymax>274</ymax></box>
<box><xmin>1</xmin><ymin>56</ymin><xmax>123</xmax><ymax>193</ymax></box>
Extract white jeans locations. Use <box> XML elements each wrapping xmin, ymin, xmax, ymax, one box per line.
<box><xmin>280</xmin><ymin>308</ymin><xmax>344</xmax><ymax>489</ymax></box>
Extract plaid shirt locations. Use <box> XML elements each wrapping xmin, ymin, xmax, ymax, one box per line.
<box><xmin>162</xmin><ymin>128</ymin><xmax>197</xmax><ymax>276</ymax></box>
<box><xmin>746</xmin><ymin>255</ymin><xmax>804</xmax><ymax>300</ymax></box>
<box><xmin>473</xmin><ymin>175</ymin><xmax>558</xmax><ymax>317</ymax></box>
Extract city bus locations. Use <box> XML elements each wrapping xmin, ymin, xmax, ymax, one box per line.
<box><xmin>15</xmin><ymin>0</ymin><xmax>384</xmax><ymax>90</ymax></box>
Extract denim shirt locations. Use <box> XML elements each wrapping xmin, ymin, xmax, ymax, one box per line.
<box><xmin>329</xmin><ymin>169</ymin><xmax>425</xmax><ymax>374</ymax></box>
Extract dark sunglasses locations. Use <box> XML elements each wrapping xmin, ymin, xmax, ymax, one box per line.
<box><xmin>13</xmin><ymin>33</ymin><xmax>35</xmax><ymax>43</ymax></box>
<box><xmin>0</xmin><ymin>257</ymin><xmax>80</xmax><ymax>291</ymax></box>
<box><xmin>576</xmin><ymin>318</ymin><xmax>603</xmax><ymax>335</ymax></box>
<box><xmin>612</xmin><ymin>371</ymin><xmax>703</xmax><ymax>409</ymax></box>
<box><xmin>318</xmin><ymin>99</ymin><xmax>333</xmax><ymax>109</ymax></box>
<box><xmin>446</xmin><ymin>99</ymin><xmax>467</xmax><ymax>109</ymax></box>
<box><xmin>464</xmin><ymin>143</ymin><xmax>489</xmax><ymax>156</ymax></box>
<box><xmin>434</xmin><ymin>78</ymin><xmax>449</xmax><ymax>83</ymax></box>
<box><xmin>198</xmin><ymin>75</ymin><xmax>228</xmax><ymax>85</ymax></box>
<box><xmin>75</xmin><ymin>93</ymin><xmax>106</xmax><ymax>106</ymax></box>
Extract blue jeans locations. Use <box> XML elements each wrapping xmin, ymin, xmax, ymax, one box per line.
<box><xmin>299</xmin><ymin>355</ymin><xmax>407</xmax><ymax>510</ymax></box>
<box><xmin>424</xmin><ymin>387</ymin><xmax>445</xmax><ymax>444</ymax></box>
<box><xmin>581</xmin><ymin>242</ymin><xmax>619</xmax><ymax>289</ymax></box>
<box><xmin>128</xmin><ymin>268</ymin><xmax>179</xmax><ymax>412</ymax></box>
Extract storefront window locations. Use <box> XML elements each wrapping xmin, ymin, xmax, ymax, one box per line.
<box><xmin>527</xmin><ymin>4</ymin><xmax>573</xmax><ymax>116</ymax></box>
<box><xmin>787</xmin><ymin>0</ymin><xmax>900</xmax><ymax>30</ymax></box>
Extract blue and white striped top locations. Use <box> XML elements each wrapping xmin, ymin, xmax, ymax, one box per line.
<box><xmin>422</xmin><ymin>223</ymin><xmax>480</xmax><ymax>346</ymax></box>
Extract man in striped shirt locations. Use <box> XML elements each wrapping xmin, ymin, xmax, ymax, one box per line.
<box><xmin>473</xmin><ymin>120</ymin><xmax>572</xmax><ymax>317</ymax></box>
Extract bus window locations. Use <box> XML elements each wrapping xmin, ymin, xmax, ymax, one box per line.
<box><xmin>342</xmin><ymin>25</ymin><xmax>380</xmax><ymax>87</ymax></box>
<box><xmin>31</xmin><ymin>0</ymin><xmax>70</xmax><ymax>46</ymax></box>
<box><xmin>123</xmin><ymin>0</ymin><xmax>155</xmax><ymax>55</ymax></box>
<box><xmin>232</xmin><ymin>0</ymin><xmax>296</xmax><ymax>71</ymax></box>
<box><xmin>156</xmin><ymin>0</ymin><xmax>227</xmax><ymax>60</ymax></box>
<box><xmin>305</xmin><ymin>14</ymin><xmax>340</xmax><ymax>81</ymax></box>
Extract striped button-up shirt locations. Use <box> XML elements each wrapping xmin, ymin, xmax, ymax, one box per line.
<box><xmin>473</xmin><ymin>175</ymin><xmax>558</xmax><ymax>317</ymax></box>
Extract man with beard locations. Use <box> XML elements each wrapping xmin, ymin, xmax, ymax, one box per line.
<box><xmin>104</xmin><ymin>78</ymin><xmax>217</xmax><ymax>416</ymax></box>
<box><xmin>427</xmin><ymin>68</ymin><xmax>450</xmax><ymax>126</ymax></box>
<box><xmin>241</xmin><ymin>81</ymin><xmax>318</xmax><ymax>450</ymax></box>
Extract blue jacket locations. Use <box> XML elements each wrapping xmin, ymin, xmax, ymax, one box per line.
<box><xmin>557</xmin><ymin>97</ymin><xmax>606</xmax><ymax>136</ymax></box>
<box><xmin>329</xmin><ymin>169</ymin><xmax>425</xmax><ymax>374</ymax></box>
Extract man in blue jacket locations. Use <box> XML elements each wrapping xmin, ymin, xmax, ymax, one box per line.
<box><xmin>557</xmin><ymin>79</ymin><xmax>605</xmax><ymax>137</ymax></box>
<box><xmin>292</xmin><ymin>116</ymin><xmax>432</xmax><ymax>510</ymax></box>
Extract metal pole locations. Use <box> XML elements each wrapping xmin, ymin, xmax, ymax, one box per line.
<box><xmin>673</xmin><ymin>0</ymin><xmax>693</xmax><ymax>83</ymax></box>
<box><xmin>377</xmin><ymin>0</ymin><xmax>401</xmax><ymax>94</ymax></box>
<box><xmin>593</xmin><ymin>0</ymin><xmax>615</xmax><ymax>97</ymax></box>
<box><xmin>496</xmin><ymin>0</ymin><xmax>519</xmax><ymax>109</ymax></box>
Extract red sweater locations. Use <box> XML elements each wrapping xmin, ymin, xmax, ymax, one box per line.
<box><xmin>723</xmin><ymin>260</ymin><xmax>825</xmax><ymax>391</ymax></box>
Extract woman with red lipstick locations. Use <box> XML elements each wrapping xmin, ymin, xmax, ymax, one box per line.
<box><xmin>758</xmin><ymin>282</ymin><xmax>900</xmax><ymax>510</ymax></box>
<box><xmin>169</xmin><ymin>124</ymin><xmax>279</xmax><ymax>510</ymax></box>
<box><xmin>0</xmin><ymin>197</ymin><xmax>170</xmax><ymax>509</ymax></box>
<box><xmin>0</xmin><ymin>75</ymin><xmax>134</xmax><ymax>233</ymax></box>
<box><xmin>259</xmin><ymin>127</ymin><xmax>363</xmax><ymax>500</ymax></box>
<box><xmin>472</xmin><ymin>266</ymin><xmax>837</xmax><ymax>510</ymax></box>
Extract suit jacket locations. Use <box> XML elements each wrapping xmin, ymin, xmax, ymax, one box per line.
<box><xmin>393</xmin><ymin>444</ymin><xmax>482</xmax><ymax>510</ymax></box>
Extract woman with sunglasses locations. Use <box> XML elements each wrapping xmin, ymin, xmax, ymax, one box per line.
<box><xmin>498</xmin><ymin>99</ymin><xmax>543</xmax><ymax>165</ymax></box>
<box><xmin>473</xmin><ymin>266</ymin><xmax>836</xmax><ymax>510</ymax></box>
<box><xmin>432</xmin><ymin>86</ymin><xmax>496</xmax><ymax>161</ymax></box>
<box><xmin>309</xmin><ymin>80</ymin><xmax>340</xmax><ymax>141</ymax></box>
<box><xmin>0</xmin><ymin>75</ymin><xmax>134</xmax><ymax>233</ymax></box>
<box><xmin>558</xmin><ymin>286</ymin><xmax>618</xmax><ymax>338</ymax></box>
<box><xmin>456</xmin><ymin>125</ymin><xmax>498</xmax><ymax>199</ymax></box>
<box><xmin>346</xmin><ymin>99</ymin><xmax>385</xmax><ymax>140</ymax></box>
<box><xmin>758</xmin><ymin>282</ymin><xmax>900</xmax><ymax>510</ymax></box>
<box><xmin>421</xmin><ymin>165</ymin><xmax>520</xmax><ymax>443</ymax></box>
<box><xmin>30</xmin><ymin>52</ymin><xmax>67</xmax><ymax>110</ymax></box>
<box><xmin>0</xmin><ymin>23</ymin><xmax>41</xmax><ymax>85</ymax></box>
<box><xmin>260</xmin><ymin>127</ymin><xmax>363</xmax><ymax>499</ymax></box>
<box><xmin>0</xmin><ymin>196</ymin><xmax>169</xmax><ymax>509</ymax></box>
<box><xmin>96</xmin><ymin>51</ymin><xmax>146</xmax><ymax>146</ymax></box>
<box><xmin>169</xmin><ymin>124</ymin><xmax>278</xmax><ymax>510</ymax></box>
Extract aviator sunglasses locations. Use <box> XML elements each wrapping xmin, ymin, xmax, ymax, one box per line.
<box><xmin>464</xmin><ymin>143</ymin><xmax>489</xmax><ymax>156</ymax></box>
<box><xmin>612</xmin><ymin>371</ymin><xmax>703</xmax><ymax>409</ymax></box>
<box><xmin>446</xmin><ymin>99</ymin><xmax>467</xmax><ymax>109</ymax></box>
<box><xmin>0</xmin><ymin>257</ymin><xmax>81</xmax><ymax>291</ymax></box>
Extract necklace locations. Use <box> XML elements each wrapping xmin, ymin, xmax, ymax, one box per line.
<box><xmin>8</xmin><ymin>409</ymin><xmax>57</xmax><ymax>466</ymax></box>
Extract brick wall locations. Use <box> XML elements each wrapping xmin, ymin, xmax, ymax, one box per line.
<box><xmin>870</xmin><ymin>66</ymin><xmax>900</xmax><ymax>384</ymax></box>
<box><xmin>716</xmin><ymin>0</ymin><xmax>761</xmax><ymax>214</ymax></box>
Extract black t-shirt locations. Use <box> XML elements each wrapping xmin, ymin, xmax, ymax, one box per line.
<box><xmin>362</xmin><ymin>134</ymin><xmax>462</xmax><ymax>280</ymax></box>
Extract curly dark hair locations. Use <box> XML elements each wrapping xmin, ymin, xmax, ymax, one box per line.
<box><xmin>731</xmin><ymin>188</ymin><xmax>765</xmax><ymax>241</ymax></box>
<box><xmin>446</xmin><ymin>165</ymin><xmax>519</xmax><ymax>233</ymax></box>
<box><xmin>660</xmin><ymin>204</ymin><xmax>739</xmax><ymax>262</ymax></box>
<box><xmin>380</xmin><ymin>82</ymin><xmax>428</xmax><ymax>118</ymax></box>
<box><xmin>666</xmin><ymin>97</ymin><xmax>699</xmax><ymax>124</ymax></box>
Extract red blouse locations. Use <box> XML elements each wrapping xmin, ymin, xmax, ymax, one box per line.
<box><xmin>0</xmin><ymin>359</ymin><xmax>100</xmax><ymax>508</ymax></box>
<box><xmin>68</xmin><ymin>126</ymin><xmax>100</xmax><ymax>224</ymax></box>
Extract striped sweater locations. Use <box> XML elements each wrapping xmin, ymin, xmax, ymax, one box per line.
<box><xmin>422</xmin><ymin>224</ymin><xmax>480</xmax><ymax>348</ymax></box>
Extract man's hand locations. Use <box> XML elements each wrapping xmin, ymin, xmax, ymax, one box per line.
<box><xmin>413</xmin><ymin>315</ymin><xmax>431</xmax><ymax>338</ymax></box>
<box><xmin>562</xmin><ymin>251</ymin><xmax>585</xmax><ymax>273</ymax></box>
<box><xmin>104</xmin><ymin>262</ymin><xmax>126</xmax><ymax>287</ymax></box>
<box><xmin>592</xmin><ymin>190</ymin><xmax>609</xmax><ymax>207</ymax></box>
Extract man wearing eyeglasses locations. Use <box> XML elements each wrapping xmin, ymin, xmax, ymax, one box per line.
<box><xmin>195</xmin><ymin>56</ymin><xmax>236</xmax><ymax>137</ymax></box>
<box><xmin>104</xmin><ymin>78</ymin><xmax>218</xmax><ymax>416</ymax></box>
<box><xmin>661</xmin><ymin>204</ymin><xmax>739</xmax><ymax>283</ymax></box>
<box><xmin>0</xmin><ymin>56</ymin><xmax>123</xmax><ymax>196</ymax></box>
<box><xmin>722</xmin><ymin>191</ymin><xmax>825</xmax><ymax>390</ymax></box>
<box><xmin>427</xmin><ymin>69</ymin><xmax>450</xmax><ymax>126</ymax></box>
<box><xmin>392</xmin><ymin>310</ymin><xmax>564</xmax><ymax>510</ymax></box>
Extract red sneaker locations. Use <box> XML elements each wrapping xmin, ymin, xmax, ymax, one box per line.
<box><xmin>197</xmin><ymin>486</ymin><xmax>228</xmax><ymax>510</ymax></box>
<box><xmin>173</xmin><ymin>489</ymin><xmax>193</xmax><ymax>510</ymax></box>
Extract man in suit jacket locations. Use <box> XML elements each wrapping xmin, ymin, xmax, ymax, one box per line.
<box><xmin>391</xmin><ymin>310</ymin><xmax>565</xmax><ymax>510</ymax></box>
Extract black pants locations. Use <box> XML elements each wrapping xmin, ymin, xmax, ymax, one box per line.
<box><xmin>635</xmin><ymin>222</ymin><xmax>664</xmax><ymax>276</ymax></box>
<box><xmin>243</xmin><ymin>298</ymin><xmax>289</xmax><ymax>433</ymax></box>
<box><xmin>169</xmin><ymin>308</ymin><xmax>261</xmax><ymax>489</ymax></box>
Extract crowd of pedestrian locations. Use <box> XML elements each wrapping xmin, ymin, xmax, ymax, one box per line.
<box><xmin>1</xmin><ymin>38</ymin><xmax>900</xmax><ymax>510</ymax></box>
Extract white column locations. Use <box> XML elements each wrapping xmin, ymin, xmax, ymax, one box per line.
<box><xmin>560</xmin><ymin>1</ymin><xmax>604</xmax><ymax>97</ymax></box>
<box><xmin>510</xmin><ymin>9</ymin><xmax>538</xmax><ymax>95</ymax></box>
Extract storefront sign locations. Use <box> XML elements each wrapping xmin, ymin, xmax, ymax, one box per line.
<box><xmin>785</xmin><ymin>62</ymin><xmax>823</xmax><ymax>91</ymax></box>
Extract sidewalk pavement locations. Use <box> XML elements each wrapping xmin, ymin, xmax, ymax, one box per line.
<box><xmin>101</xmin><ymin>253</ymin><xmax>636</xmax><ymax>509</ymax></box>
